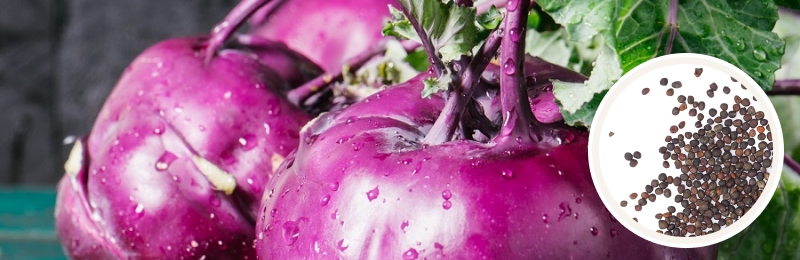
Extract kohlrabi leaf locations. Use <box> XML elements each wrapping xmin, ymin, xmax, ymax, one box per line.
<box><xmin>772</xmin><ymin>9</ymin><xmax>800</xmax><ymax>156</ymax></box>
<box><xmin>776</xmin><ymin>0</ymin><xmax>800</xmax><ymax>10</ymax></box>
<box><xmin>404</xmin><ymin>48</ymin><xmax>432</xmax><ymax>72</ymax></box>
<box><xmin>538</xmin><ymin>0</ymin><xmax>786</xmax><ymax>129</ymax></box>
<box><xmin>552</xmin><ymin>43</ymin><xmax>622</xmax><ymax>115</ymax></box>
<box><xmin>615</xmin><ymin>0</ymin><xmax>785</xmax><ymax>91</ymax></box>
<box><xmin>718</xmin><ymin>172</ymin><xmax>800</xmax><ymax>260</ymax></box>
<box><xmin>537</xmin><ymin>0</ymin><xmax>622</xmax><ymax>128</ymax></box>
<box><xmin>525</xmin><ymin>28</ymin><xmax>601</xmax><ymax>75</ymax></box>
<box><xmin>422</xmin><ymin>72</ymin><xmax>452</xmax><ymax>98</ymax></box>
<box><xmin>383</xmin><ymin>0</ymin><xmax>480</xmax><ymax>62</ymax></box>
<box><xmin>477</xmin><ymin>5</ymin><xmax>503</xmax><ymax>30</ymax></box>
<box><xmin>560</xmin><ymin>90</ymin><xmax>607</xmax><ymax>127</ymax></box>
<box><xmin>537</xmin><ymin>0</ymin><xmax>617</xmax><ymax>43</ymax></box>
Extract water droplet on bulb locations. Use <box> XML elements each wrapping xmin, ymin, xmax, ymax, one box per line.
<box><xmin>442</xmin><ymin>200</ymin><xmax>452</xmax><ymax>209</ymax></box>
<box><xmin>366</xmin><ymin>186</ymin><xmax>380</xmax><ymax>201</ymax></box>
<box><xmin>320</xmin><ymin>195</ymin><xmax>331</xmax><ymax>206</ymax></box>
<box><xmin>403</xmin><ymin>248</ymin><xmax>419</xmax><ymax>260</ymax></box>
<box><xmin>542</xmin><ymin>214</ymin><xmax>549</xmax><ymax>223</ymax></box>
<box><xmin>501</xmin><ymin>170</ymin><xmax>514</xmax><ymax>179</ymax></box>
<box><xmin>239</xmin><ymin>134</ymin><xmax>257</xmax><ymax>151</ymax></box>
<box><xmin>330</xmin><ymin>182</ymin><xmax>339</xmax><ymax>191</ymax></box>
<box><xmin>401</xmin><ymin>221</ymin><xmax>409</xmax><ymax>232</ymax></box>
<box><xmin>282</xmin><ymin>221</ymin><xmax>300</xmax><ymax>246</ymax></box>
<box><xmin>610</xmin><ymin>228</ymin><xmax>617</xmax><ymax>237</ymax></box>
<box><xmin>155</xmin><ymin>152</ymin><xmax>178</xmax><ymax>171</ymax></box>
<box><xmin>337</xmin><ymin>239</ymin><xmax>349</xmax><ymax>251</ymax></box>
<box><xmin>270</xmin><ymin>209</ymin><xmax>277</xmax><ymax>217</ymax></box>
<box><xmin>442</xmin><ymin>189</ymin><xmax>452</xmax><ymax>200</ymax></box>
<box><xmin>590</xmin><ymin>227</ymin><xmax>599</xmax><ymax>236</ymax></box>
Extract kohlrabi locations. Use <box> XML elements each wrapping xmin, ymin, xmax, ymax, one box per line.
<box><xmin>253</xmin><ymin>1</ymin><xmax>719</xmax><ymax>259</ymax></box>
<box><xmin>54</xmin><ymin>36</ymin><xmax>312</xmax><ymax>259</ymax></box>
<box><xmin>206</xmin><ymin>0</ymin><xmax>396</xmax><ymax>72</ymax></box>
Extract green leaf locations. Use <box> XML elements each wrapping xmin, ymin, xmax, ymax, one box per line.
<box><xmin>383</xmin><ymin>0</ymin><xmax>480</xmax><ymax>62</ymax></box>
<box><xmin>718</xmin><ymin>172</ymin><xmax>800</xmax><ymax>260</ymax></box>
<box><xmin>477</xmin><ymin>5</ymin><xmax>503</xmax><ymax>30</ymax></box>
<box><xmin>537</xmin><ymin>0</ymin><xmax>617</xmax><ymax>44</ymax></box>
<box><xmin>776</xmin><ymin>0</ymin><xmax>800</xmax><ymax>10</ymax></box>
<box><xmin>537</xmin><ymin>0</ymin><xmax>621</xmax><ymax>128</ymax></box>
<box><xmin>552</xmin><ymin>42</ymin><xmax>622</xmax><ymax>114</ymax></box>
<box><xmin>527</xmin><ymin>9</ymin><xmax>541</xmax><ymax>30</ymax></box>
<box><xmin>422</xmin><ymin>72</ymin><xmax>452</xmax><ymax>98</ymax></box>
<box><xmin>560</xmin><ymin>90</ymin><xmax>607</xmax><ymax>127</ymax></box>
<box><xmin>404</xmin><ymin>48</ymin><xmax>432</xmax><ymax>72</ymax></box>
<box><xmin>525</xmin><ymin>29</ymin><xmax>572</xmax><ymax>68</ymax></box>
<box><xmin>615</xmin><ymin>0</ymin><xmax>785</xmax><ymax>91</ymax></box>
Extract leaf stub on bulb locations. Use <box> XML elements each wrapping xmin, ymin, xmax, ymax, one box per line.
<box><xmin>64</xmin><ymin>140</ymin><xmax>84</xmax><ymax>177</ymax></box>
<box><xmin>192</xmin><ymin>155</ymin><xmax>237</xmax><ymax>195</ymax></box>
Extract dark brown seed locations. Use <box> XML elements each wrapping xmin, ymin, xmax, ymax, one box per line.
<box><xmin>639</xmin><ymin>199</ymin><xmax>647</xmax><ymax>206</ymax></box>
<box><xmin>624</xmin><ymin>152</ymin><xmax>633</xmax><ymax>160</ymax></box>
<box><xmin>741</xmin><ymin>84</ymin><xmax>747</xmax><ymax>90</ymax></box>
<box><xmin>731</xmin><ymin>77</ymin><xmax>738</xmax><ymax>82</ymax></box>
<box><xmin>667</xmin><ymin>89</ymin><xmax>674</xmax><ymax>96</ymax></box>
<box><xmin>635</xmin><ymin>205</ymin><xmax>642</xmax><ymax>211</ymax></box>
<box><xmin>630</xmin><ymin>193</ymin><xmax>638</xmax><ymax>199</ymax></box>
<box><xmin>742</xmin><ymin>98</ymin><xmax>750</xmax><ymax>106</ymax></box>
<box><xmin>680</xmin><ymin>103</ymin><xmax>688</xmax><ymax>111</ymax></box>
<box><xmin>694</xmin><ymin>68</ymin><xmax>703</xmax><ymax>77</ymax></box>
<box><xmin>723</xmin><ymin>86</ymin><xmax>730</xmax><ymax>94</ymax></box>
<box><xmin>634</xmin><ymin>151</ymin><xmax>641</xmax><ymax>159</ymax></box>
<box><xmin>660</xmin><ymin>78</ymin><xmax>668</xmax><ymax>86</ymax></box>
<box><xmin>621</xmin><ymin>200</ymin><xmax>628</xmax><ymax>207</ymax></box>
<box><xmin>663</xmin><ymin>161</ymin><xmax>670</xmax><ymax>168</ymax></box>
<box><xmin>649</xmin><ymin>195</ymin><xmax>656</xmax><ymax>202</ymax></box>
<box><xmin>707</xmin><ymin>89</ymin><xmax>715</xmax><ymax>98</ymax></box>
<box><xmin>710</xmin><ymin>83</ymin><xmax>718</xmax><ymax>91</ymax></box>
<box><xmin>630</xmin><ymin>159</ymin><xmax>638</xmax><ymax>167</ymax></box>
<box><xmin>642</xmin><ymin>88</ymin><xmax>650</xmax><ymax>95</ymax></box>
<box><xmin>678</xmin><ymin>95</ymin><xmax>686</xmax><ymax>103</ymax></box>
<box><xmin>670</xmin><ymin>126</ymin><xmax>679</xmax><ymax>133</ymax></box>
<box><xmin>672</xmin><ymin>81</ymin><xmax>683</xmax><ymax>88</ymax></box>
<box><xmin>679</xmin><ymin>121</ymin><xmax>686</xmax><ymax>129</ymax></box>
<box><xmin>609</xmin><ymin>132</ymin><xmax>615</xmax><ymax>137</ymax></box>
<box><xmin>672</xmin><ymin>107</ymin><xmax>680</xmax><ymax>115</ymax></box>
<box><xmin>664</xmin><ymin>189</ymin><xmax>672</xmax><ymax>198</ymax></box>
<box><xmin>709</xmin><ymin>109</ymin><xmax>717</xmax><ymax>117</ymax></box>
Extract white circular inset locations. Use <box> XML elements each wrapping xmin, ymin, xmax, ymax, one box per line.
<box><xmin>588</xmin><ymin>54</ymin><xmax>783</xmax><ymax>248</ymax></box>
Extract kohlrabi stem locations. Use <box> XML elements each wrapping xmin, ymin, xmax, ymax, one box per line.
<box><xmin>784</xmin><ymin>155</ymin><xmax>800</xmax><ymax>176</ymax></box>
<box><xmin>422</xmin><ymin>28</ymin><xmax>503</xmax><ymax>145</ymax></box>
<box><xmin>286</xmin><ymin>40</ymin><xmax>421</xmax><ymax>107</ymax></box>
<box><xmin>768</xmin><ymin>79</ymin><xmax>800</xmax><ymax>95</ymax></box>
<box><xmin>494</xmin><ymin>0</ymin><xmax>538</xmax><ymax>143</ymax></box>
<box><xmin>204</xmin><ymin>0</ymin><xmax>272</xmax><ymax>64</ymax></box>
<box><xmin>399</xmin><ymin>5</ymin><xmax>447</xmax><ymax>77</ymax></box>
<box><xmin>665</xmin><ymin>0</ymin><xmax>679</xmax><ymax>55</ymax></box>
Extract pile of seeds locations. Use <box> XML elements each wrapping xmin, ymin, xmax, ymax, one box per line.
<box><xmin>621</xmin><ymin>68</ymin><xmax>773</xmax><ymax>237</ymax></box>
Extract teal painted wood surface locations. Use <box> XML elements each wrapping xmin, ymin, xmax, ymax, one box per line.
<box><xmin>0</xmin><ymin>187</ymin><xmax>66</xmax><ymax>260</ymax></box>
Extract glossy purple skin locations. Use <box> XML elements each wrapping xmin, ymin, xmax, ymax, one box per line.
<box><xmin>230</xmin><ymin>35</ymin><xmax>323</xmax><ymax>90</ymax></box>
<box><xmin>54</xmin><ymin>36</ymin><xmax>310</xmax><ymax>259</ymax></box>
<box><xmin>250</xmin><ymin>0</ymin><xmax>396</xmax><ymax>71</ymax></box>
<box><xmin>254</xmin><ymin>74</ymin><xmax>719</xmax><ymax>259</ymax></box>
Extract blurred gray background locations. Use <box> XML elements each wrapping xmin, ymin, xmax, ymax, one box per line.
<box><xmin>0</xmin><ymin>0</ymin><xmax>239</xmax><ymax>185</ymax></box>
